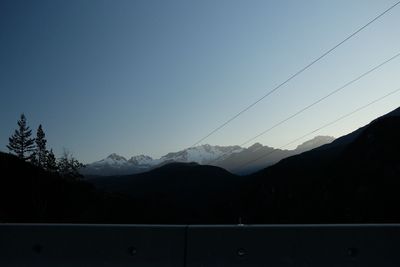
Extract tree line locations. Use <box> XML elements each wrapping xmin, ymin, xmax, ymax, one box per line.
<box><xmin>7</xmin><ymin>114</ymin><xmax>84</xmax><ymax>179</ymax></box>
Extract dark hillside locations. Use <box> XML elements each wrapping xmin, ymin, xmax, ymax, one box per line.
<box><xmin>243</xmin><ymin>115</ymin><xmax>400</xmax><ymax>223</ymax></box>
<box><xmin>2</xmin><ymin>107</ymin><xmax>400</xmax><ymax>224</ymax></box>
<box><xmin>92</xmin><ymin>162</ymin><xmax>245</xmax><ymax>224</ymax></box>
<box><xmin>0</xmin><ymin>152</ymin><xmax>136</xmax><ymax>223</ymax></box>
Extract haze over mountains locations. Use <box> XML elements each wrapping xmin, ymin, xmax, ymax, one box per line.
<box><xmin>89</xmin><ymin>106</ymin><xmax>400</xmax><ymax>224</ymax></box>
<box><xmin>81</xmin><ymin>136</ymin><xmax>335</xmax><ymax>176</ymax></box>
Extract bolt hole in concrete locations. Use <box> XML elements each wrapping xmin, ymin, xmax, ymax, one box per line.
<box><xmin>347</xmin><ymin>247</ymin><xmax>359</xmax><ymax>258</ymax></box>
<box><xmin>32</xmin><ymin>244</ymin><xmax>43</xmax><ymax>254</ymax></box>
<box><xmin>237</xmin><ymin>248</ymin><xmax>247</xmax><ymax>258</ymax></box>
<box><xmin>128</xmin><ymin>246</ymin><xmax>137</xmax><ymax>256</ymax></box>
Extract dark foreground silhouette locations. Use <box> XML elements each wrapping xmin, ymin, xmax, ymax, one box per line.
<box><xmin>0</xmin><ymin>152</ymin><xmax>142</xmax><ymax>223</ymax></box>
<box><xmin>1</xmin><ymin>107</ymin><xmax>400</xmax><ymax>224</ymax></box>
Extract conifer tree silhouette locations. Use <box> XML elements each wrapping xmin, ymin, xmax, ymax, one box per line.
<box><xmin>32</xmin><ymin>124</ymin><xmax>48</xmax><ymax>168</ymax></box>
<box><xmin>58</xmin><ymin>149</ymin><xmax>84</xmax><ymax>179</ymax></box>
<box><xmin>45</xmin><ymin>149</ymin><xmax>58</xmax><ymax>173</ymax></box>
<box><xmin>7</xmin><ymin>114</ymin><xmax>35</xmax><ymax>160</ymax></box>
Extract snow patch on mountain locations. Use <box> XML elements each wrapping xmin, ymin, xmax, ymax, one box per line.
<box><xmin>161</xmin><ymin>144</ymin><xmax>243</xmax><ymax>164</ymax></box>
<box><xmin>91</xmin><ymin>153</ymin><xmax>129</xmax><ymax>168</ymax></box>
<box><xmin>82</xmin><ymin>136</ymin><xmax>335</xmax><ymax>176</ymax></box>
<box><xmin>128</xmin><ymin>155</ymin><xmax>158</xmax><ymax>166</ymax></box>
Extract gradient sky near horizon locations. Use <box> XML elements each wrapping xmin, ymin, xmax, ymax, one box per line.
<box><xmin>1</xmin><ymin>0</ymin><xmax>400</xmax><ymax>163</ymax></box>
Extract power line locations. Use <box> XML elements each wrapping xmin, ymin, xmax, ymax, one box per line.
<box><xmin>207</xmin><ymin>51</ymin><xmax>400</xmax><ymax>165</ymax></box>
<box><xmin>239</xmin><ymin>52</ymin><xmax>400</xmax><ymax>147</ymax></box>
<box><xmin>237</xmin><ymin>86</ymin><xmax>400</xmax><ymax>170</ymax></box>
<box><xmin>190</xmin><ymin>1</ymin><xmax>400</xmax><ymax>148</ymax></box>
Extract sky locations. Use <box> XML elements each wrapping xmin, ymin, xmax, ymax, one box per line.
<box><xmin>1</xmin><ymin>0</ymin><xmax>400</xmax><ymax>163</ymax></box>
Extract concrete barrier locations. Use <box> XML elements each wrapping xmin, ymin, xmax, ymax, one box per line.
<box><xmin>0</xmin><ymin>224</ymin><xmax>186</xmax><ymax>267</ymax></box>
<box><xmin>1</xmin><ymin>224</ymin><xmax>400</xmax><ymax>266</ymax></box>
<box><xmin>187</xmin><ymin>224</ymin><xmax>400</xmax><ymax>266</ymax></box>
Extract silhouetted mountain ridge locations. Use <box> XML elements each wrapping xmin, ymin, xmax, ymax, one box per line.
<box><xmin>82</xmin><ymin>136</ymin><xmax>335</xmax><ymax>176</ymax></box>
<box><xmin>90</xmin><ymin>106</ymin><xmax>400</xmax><ymax>223</ymax></box>
<box><xmin>242</xmin><ymin>108</ymin><xmax>400</xmax><ymax>223</ymax></box>
<box><xmin>92</xmin><ymin>161</ymin><xmax>243</xmax><ymax>223</ymax></box>
<box><xmin>2</xmin><ymin>106</ymin><xmax>400</xmax><ymax>224</ymax></box>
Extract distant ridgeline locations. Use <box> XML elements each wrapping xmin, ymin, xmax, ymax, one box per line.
<box><xmin>81</xmin><ymin>136</ymin><xmax>335</xmax><ymax>176</ymax></box>
<box><xmin>1</xmin><ymin>107</ymin><xmax>400</xmax><ymax>224</ymax></box>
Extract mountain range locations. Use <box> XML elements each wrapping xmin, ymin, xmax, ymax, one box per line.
<box><xmin>1</xmin><ymin>106</ymin><xmax>400</xmax><ymax>224</ymax></box>
<box><xmin>241</xmin><ymin>106</ymin><xmax>400</xmax><ymax>223</ymax></box>
<box><xmin>89</xmin><ymin>106</ymin><xmax>400</xmax><ymax>224</ymax></box>
<box><xmin>81</xmin><ymin>136</ymin><xmax>335</xmax><ymax>176</ymax></box>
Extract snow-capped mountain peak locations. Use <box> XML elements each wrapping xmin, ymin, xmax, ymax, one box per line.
<box><xmin>107</xmin><ymin>153</ymin><xmax>127</xmax><ymax>161</ymax></box>
<box><xmin>128</xmin><ymin>155</ymin><xmax>155</xmax><ymax>166</ymax></box>
<box><xmin>89</xmin><ymin>153</ymin><xmax>128</xmax><ymax>169</ymax></box>
<box><xmin>82</xmin><ymin>137</ymin><xmax>335</xmax><ymax>176</ymax></box>
<box><xmin>160</xmin><ymin>144</ymin><xmax>243</xmax><ymax>164</ymax></box>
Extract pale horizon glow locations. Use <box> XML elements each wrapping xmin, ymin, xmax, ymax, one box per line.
<box><xmin>1</xmin><ymin>0</ymin><xmax>400</xmax><ymax>163</ymax></box>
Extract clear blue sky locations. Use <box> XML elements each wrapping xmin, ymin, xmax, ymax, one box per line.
<box><xmin>1</xmin><ymin>0</ymin><xmax>400</xmax><ymax>163</ymax></box>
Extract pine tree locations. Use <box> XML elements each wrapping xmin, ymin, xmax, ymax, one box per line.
<box><xmin>45</xmin><ymin>149</ymin><xmax>58</xmax><ymax>173</ymax></box>
<box><xmin>32</xmin><ymin>124</ymin><xmax>48</xmax><ymax>168</ymax></box>
<box><xmin>7</xmin><ymin>114</ymin><xmax>35</xmax><ymax>161</ymax></box>
<box><xmin>58</xmin><ymin>150</ymin><xmax>84</xmax><ymax>180</ymax></box>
